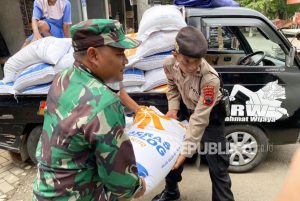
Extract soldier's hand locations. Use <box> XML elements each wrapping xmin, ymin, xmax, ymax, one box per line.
<box><xmin>172</xmin><ymin>154</ymin><xmax>186</xmax><ymax>170</ymax></box>
<box><xmin>134</xmin><ymin>177</ymin><xmax>146</xmax><ymax>198</ymax></box>
<box><xmin>165</xmin><ymin>110</ymin><xmax>178</xmax><ymax>119</ymax></box>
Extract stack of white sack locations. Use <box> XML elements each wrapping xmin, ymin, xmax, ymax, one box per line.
<box><xmin>125</xmin><ymin>5</ymin><xmax>186</xmax><ymax>92</ymax></box>
<box><xmin>136</xmin><ymin>31</ymin><xmax>177</xmax><ymax>59</ymax></box>
<box><xmin>1</xmin><ymin>37</ymin><xmax>75</xmax><ymax>95</ymax></box>
<box><xmin>128</xmin><ymin>106</ymin><xmax>186</xmax><ymax>195</ymax></box>
<box><xmin>130</xmin><ymin>51</ymin><xmax>173</xmax><ymax>71</ymax></box>
<box><xmin>123</xmin><ymin>68</ymin><xmax>168</xmax><ymax>93</ymax></box>
<box><xmin>137</xmin><ymin>5</ymin><xmax>186</xmax><ymax>42</ymax></box>
<box><xmin>2</xmin><ymin>37</ymin><xmax>72</xmax><ymax>83</ymax></box>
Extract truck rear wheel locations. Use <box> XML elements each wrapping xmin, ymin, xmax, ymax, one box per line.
<box><xmin>27</xmin><ymin>125</ymin><xmax>42</xmax><ymax>164</ymax></box>
<box><xmin>225</xmin><ymin>125</ymin><xmax>269</xmax><ymax>173</ymax></box>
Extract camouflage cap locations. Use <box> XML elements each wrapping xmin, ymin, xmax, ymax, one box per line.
<box><xmin>175</xmin><ymin>26</ymin><xmax>208</xmax><ymax>58</ymax></box>
<box><xmin>71</xmin><ymin>19</ymin><xmax>140</xmax><ymax>52</ymax></box>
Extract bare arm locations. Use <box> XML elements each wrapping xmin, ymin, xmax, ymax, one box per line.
<box><xmin>31</xmin><ymin>18</ymin><xmax>42</xmax><ymax>41</ymax></box>
<box><xmin>63</xmin><ymin>24</ymin><xmax>71</xmax><ymax>38</ymax></box>
<box><xmin>119</xmin><ymin>89</ymin><xmax>140</xmax><ymax>113</ymax></box>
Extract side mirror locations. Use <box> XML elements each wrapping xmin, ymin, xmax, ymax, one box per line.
<box><xmin>286</xmin><ymin>46</ymin><xmax>297</xmax><ymax>68</ymax></box>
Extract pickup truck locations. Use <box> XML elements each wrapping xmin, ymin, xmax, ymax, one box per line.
<box><xmin>0</xmin><ymin>7</ymin><xmax>299</xmax><ymax>173</ymax></box>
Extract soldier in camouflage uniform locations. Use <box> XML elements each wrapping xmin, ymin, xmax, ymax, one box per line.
<box><xmin>32</xmin><ymin>19</ymin><xmax>146</xmax><ymax>201</ymax></box>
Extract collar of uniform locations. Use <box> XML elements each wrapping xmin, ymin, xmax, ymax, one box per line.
<box><xmin>197</xmin><ymin>59</ymin><xmax>210</xmax><ymax>77</ymax></box>
<box><xmin>73</xmin><ymin>61</ymin><xmax>121</xmax><ymax>95</ymax></box>
<box><xmin>192</xmin><ymin>59</ymin><xmax>204</xmax><ymax>76</ymax></box>
<box><xmin>73</xmin><ymin>61</ymin><xmax>105</xmax><ymax>84</ymax></box>
<box><xmin>174</xmin><ymin>61</ymin><xmax>187</xmax><ymax>78</ymax></box>
<box><xmin>174</xmin><ymin>60</ymin><xmax>204</xmax><ymax>78</ymax></box>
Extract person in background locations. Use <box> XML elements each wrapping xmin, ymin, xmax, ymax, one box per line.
<box><xmin>23</xmin><ymin>0</ymin><xmax>72</xmax><ymax>47</ymax></box>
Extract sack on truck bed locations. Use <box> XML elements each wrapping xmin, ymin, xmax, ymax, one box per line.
<box><xmin>142</xmin><ymin>68</ymin><xmax>168</xmax><ymax>91</ymax></box>
<box><xmin>128</xmin><ymin>107</ymin><xmax>186</xmax><ymax>194</ymax></box>
<box><xmin>136</xmin><ymin>31</ymin><xmax>178</xmax><ymax>58</ymax></box>
<box><xmin>138</xmin><ymin>5</ymin><xmax>186</xmax><ymax>41</ymax></box>
<box><xmin>124</xmin><ymin>86</ymin><xmax>143</xmax><ymax>93</ymax></box>
<box><xmin>3</xmin><ymin>37</ymin><xmax>71</xmax><ymax>83</ymax></box>
<box><xmin>13</xmin><ymin>63</ymin><xmax>55</xmax><ymax>92</ymax></box>
<box><xmin>54</xmin><ymin>52</ymin><xmax>75</xmax><ymax>74</ymax></box>
<box><xmin>22</xmin><ymin>83</ymin><xmax>52</xmax><ymax>94</ymax></box>
<box><xmin>130</xmin><ymin>51</ymin><xmax>173</xmax><ymax>71</ymax></box>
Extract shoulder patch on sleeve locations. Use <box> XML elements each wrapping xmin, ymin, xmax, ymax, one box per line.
<box><xmin>202</xmin><ymin>85</ymin><xmax>215</xmax><ymax>106</ymax></box>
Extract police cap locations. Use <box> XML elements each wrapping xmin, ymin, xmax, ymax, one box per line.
<box><xmin>175</xmin><ymin>26</ymin><xmax>208</xmax><ymax>58</ymax></box>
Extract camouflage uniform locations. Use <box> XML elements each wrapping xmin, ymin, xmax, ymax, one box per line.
<box><xmin>33</xmin><ymin>19</ymin><xmax>142</xmax><ymax>201</ymax></box>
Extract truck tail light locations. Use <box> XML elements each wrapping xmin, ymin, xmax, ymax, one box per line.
<box><xmin>38</xmin><ymin>101</ymin><xmax>46</xmax><ymax>116</ymax></box>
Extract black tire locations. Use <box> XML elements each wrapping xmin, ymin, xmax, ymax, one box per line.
<box><xmin>225</xmin><ymin>125</ymin><xmax>269</xmax><ymax>173</ymax></box>
<box><xmin>27</xmin><ymin>125</ymin><xmax>43</xmax><ymax>164</ymax></box>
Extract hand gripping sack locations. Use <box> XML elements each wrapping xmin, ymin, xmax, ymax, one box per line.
<box><xmin>128</xmin><ymin>107</ymin><xmax>186</xmax><ymax>194</ymax></box>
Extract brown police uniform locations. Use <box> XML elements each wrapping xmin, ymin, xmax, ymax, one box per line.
<box><xmin>152</xmin><ymin>26</ymin><xmax>234</xmax><ymax>201</ymax></box>
<box><xmin>164</xmin><ymin>56</ymin><xmax>222</xmax><ymax>157</ymax></box>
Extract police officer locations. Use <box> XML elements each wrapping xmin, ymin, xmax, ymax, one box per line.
<box><xmin>33</xmin><ymin>19</ymin><xmax>146</xmax><ymax>200</ymax></box>
<box><xmin>152</xmin><ymin>26</ymin><xmax>234</xmax><ymax>201</ymax></box>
